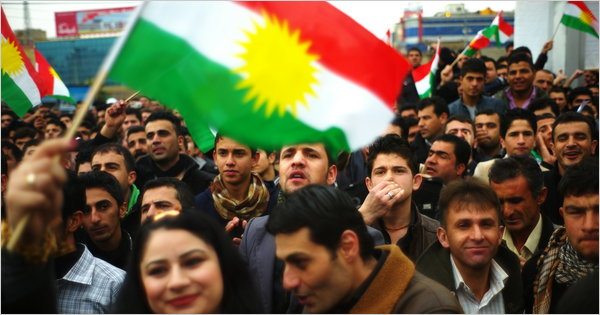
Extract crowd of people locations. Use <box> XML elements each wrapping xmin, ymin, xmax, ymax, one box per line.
<box><xmin>1</xmin><ymin>38</ymin><xmax>598</xmax><ymax>314</ymax></box>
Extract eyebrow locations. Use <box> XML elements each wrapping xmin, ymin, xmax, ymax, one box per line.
<box><xmin>143</xmin><ymin>249</ymin><xmax>207</xmax><ymax>267</ymax></box>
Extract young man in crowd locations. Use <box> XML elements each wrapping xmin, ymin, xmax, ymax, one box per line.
<box><xmin>412</xmin><ymin>96</ymin><xmax>449</xmax><ymax>164</ymax></box>
<box><xmin>474</xmin><ymin>110</ymin><xmax>504</xmax><ymax>162</ymax></box>
<box><xmin>139</xmin><ymin>177</ymin><xmax>196</xmax><ymax>222</ymax></box>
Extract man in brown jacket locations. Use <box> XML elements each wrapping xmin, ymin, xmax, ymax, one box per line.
<box><xmin>268</xmin><ymin>185</ymin><xmax>462</xmax><ymax>313</ymax></box>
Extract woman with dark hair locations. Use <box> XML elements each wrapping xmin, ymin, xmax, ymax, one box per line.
<box><xmin>113</xmin><ymin>210</ymin><xmax>262</xmax><ymax>313</ymax></box>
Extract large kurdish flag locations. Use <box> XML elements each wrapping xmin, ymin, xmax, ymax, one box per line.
<box><xmin>462</xmin><ymin>11</ymin><xmax>513</xmax><ymax>57</ymax></box>
<box><xmin>1</xmin><ymin>8</ymin><xmax>43</xmax><ymax>117</ymax></box>
<box><xmin>561</xmin><ymin>1</ymin><xmax>598</xmax><ymax>38</ymax></box>
<box><xmin>109</xmin><ymin>2</ymin><xmax>410</xmax><ymax>153</ymax></box>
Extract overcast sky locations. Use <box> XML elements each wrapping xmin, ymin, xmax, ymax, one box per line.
<box><xmin>2</xmin><ymin>1</ymin><xmax>516</xmax><ymax>39</ymax></box>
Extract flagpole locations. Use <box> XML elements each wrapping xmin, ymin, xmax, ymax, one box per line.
<box><xmin>6</xmin><ymin>2</ymin><xmax>147</xmax><ymax>252</ymax></box>
<box><xmin>551</xmin><ymin>19</ymin><xmax>561</xmax><ymax>40</ymax></box>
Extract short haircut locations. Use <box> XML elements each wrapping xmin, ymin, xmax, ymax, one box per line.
<box><xmin>567</xmin><ymin>87</ymin><xmax>594</xmax><ymax>104</ymax></box>
<box><xmin>399</xmin><ymin>104</ymin><xmax>418</xmax><ymax>115</ymax></box>
<box><xmin>367</xmin><ymin>134</ymin><xmax>416</xmax><ymax>175</ymax></box>
<box><xmin>126</xmin><ymin>125</ymin><xmax>146</xmax><ymax>138</ymax></box>
<box><xmin>417</xmin><ymin>96</ymin><xmax>449</xmax><ymax>117</ymax></box>
<box><xmin>480</xmin><ymin>56</ymin><xmax>496</xmax><ymax>68</ymax></box>
<box><xmin>507</xmin><ymin>52</ymin><xmax>534</xmax><ymax>70</ymax></box>
<box><xmin>92</xmin><ymin>142</ymin><xmax>136</xmax><ymax>173</ymax></box>
<box><xmin>438</xmin><ymin>178</ymin><xmax>502</xmax><ymax>228</ymax></box>
<box><xmin>62</xmin><ymin>171</ymin><xmax>87</xmax><ymax>220</ymax></box>
<box><xmin>390</xmin><ymin>114</ymin><xmax>403</xmax><ymax>128</ymax></box>
<box><xmin>145</xmin><ymin>111</ymin><xmax>182</xmax><ymax>135</ymax></box>
<box><xmin>1</xmin><ymin>141</ymin><xmax>23</xmax><ymax>163</ymax></box>
<box><xmin>510</xmin><ymin>46</ymin><xmax>532</xmax><ymax>58</ymax></box>
<box><xmin>401</xmin><ymin>117</ymin><xmax>419</xmax><ymax>139</ymax></box>
<box><xmin>552</xmin><ymin>112</ymin><xmax>598</xmax><ymax>141</ymax></box>
<box><xmin>13</xmin><ymin>126</ymin><xmax>38</xmax><ymax>141</ymax></box>
<box><xmin>536</xmin><ymin>112</ymin><xmax>556</xmax><ymax>123</ymax></box>
<box><xmin>475</xmin><ymin>109</ymin><xmax>501</xmax><ymax>120</ymax></box>
<box><xmin>75</xmin><ymin>141</ymin><xmax>95</xmax><ymax>173</ymax></box>
<box><xmin>141</xmin><ymin>177</ymin><xmax>196</xmax><ymax>210</ymax></box>
<box><xmin>407</xmin><ymin>47</ymin><xmax>422</xmax><ymax>56</ymax></box>
<box><xmin>496</xmin><ymin>56</ymin><xmax>508</xmax><ymax>66</ymax></box>
<box><xmin>529</xmin><ymin>97</ymin><xmax>560</xmax><ymax>117</ymax></box>
<box><xmin>79</xmin><ymin>171</ymin><xmax>124</xmax><ymax>207</ymax></box>
<box><xmin>432</xmin><ymin>134</ymin><xmax>471</xmax><ymax>168</ymax></box>
<box><xmin>445</xmin><ymin>115</ymin><xmax>475</xmax><ymax>133</ymax></box>
<box><xmin>537</xmin><ymin>69</ymin><xmax>555</xmax><ymax>79</ymax></box>
<box><xmin>558</xmin><ymin>157</ymin><xmax>598</xmax><ymax>197</ymax></box>
<box><xmin>267</xmin><ymin>185</ymin><xmax>374</xmax><ymax>261</ymax></box>
<box><xmin>460</xmin><ymin>58</ymin><xmax>487</xmax><ymax>77</ymax></box>
<box><xmin>22</xmin><ymin>139</ymin><xmax>41</xmax><ymax>154</ymax></box>
<box><xmin>500</xmin><ymin>108</ymin><xmax>537</xmax><ymax>138</ymax></box>
<box><xmin>214</xmin><ymin>133</ymin><xmax>257</xmax><ymax>156</ymax></box>
<box><xmin>549</xmin><ymin>86</ymin><xmax>567</xmax><ymax>96</ymax></box>
<box><xmin>125</xmin><ymin>107</ymin><xmax>142</xmax><ymax>122</ymax></box>
<box><xmin>489</xmin><ymin>156</ymin><xmax>544</xmax><ymax>198</ymax></box>
<box><xmin>45</xmin><ymin>118</ymin><xmax>66</xmax><ymax>131</ymax></box>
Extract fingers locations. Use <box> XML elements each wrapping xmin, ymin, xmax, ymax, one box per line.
<box><xmin>232</xmin><ymin>237</ymin><xmax>242</xmax><ymax>246</ymax></box>
<box><xmin>225</xmin><ymin>217</ymin><xmax>240</xmax><ymax>233</ymax></box>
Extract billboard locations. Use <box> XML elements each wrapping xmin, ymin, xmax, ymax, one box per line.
<box><xmin>55</xmin><ymin>6</ymin><xmax>135</xmax><ymax>37</ymax></box>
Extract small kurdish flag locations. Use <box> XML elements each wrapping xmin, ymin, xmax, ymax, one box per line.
<box><xmin>462</xmin><ymin>11</ymin><xmax>513</xmax><ymax>57</ymax></box>
<box><xmin>35</xmin><ymin>49</ymin><xmax>75</xmax><ymax>103</ymax></box>
<box><xmin>561</xmin><ymin>1</ymin><xmax>598</xmax><ymax>38</ymax></box>
<box><xmin>1</xmin><ymin>8</ymin><xmax>43</xmax><ymax>117</ymax></box>
<box><xmin>109</xmin><ymin>2</ymin><xmax>410</xmax><ymax>153</ymax></box>
<box><xmin>413</xmin><ymin>39</ymin><xmax>440</xmax><ymax>99</ymax></box>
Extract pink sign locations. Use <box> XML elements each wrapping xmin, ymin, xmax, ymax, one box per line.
<box><xmin>55</xmin><ymin>6</ymin><xmax>135</xmax><ymax>37</ymax></box>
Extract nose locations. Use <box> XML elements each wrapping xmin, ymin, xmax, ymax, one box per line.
<box><xmin>582</xmin><ymin>211</ymin><xmax>598</xmax><ymax>232</ymax></box>
<box><xmin>282</xmin><ymin>265</ymin><xmax>301</xmax><ymax>291</ymax></box>
<box><xmin>225</xmin><ymin>153</ymin><xmax>235</xmax><ymax>166</ymax></box>
<box><xmin>168</xmin><ymin>265</ymin><xmax>191</xmax><ymax>292</ymax></box>
<box><xmin>517</xmin><ymin>133</ymin><xmax>526</xmax><ymax>144</ymax></box>
<box><xmin>290</xmin><ymin>152</ymin><xmax>306</xmax><ymax>168</ymax></box>
<box><xmin>470</xmin><ymin>225</ymin><xmax>484</xmax><ymax>240</ymax></box>
<box><xmin>90</xmin><ymin>209</ymin><xmax>101</xmax><ymax>224</ymax></box>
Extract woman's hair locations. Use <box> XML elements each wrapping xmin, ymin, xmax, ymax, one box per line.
<box><xmin>113</xmin><ymin>210</ymin><xmax>263</xmax><ymax>313</ymax></box>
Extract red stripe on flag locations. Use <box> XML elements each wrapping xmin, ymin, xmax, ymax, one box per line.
<box><xmin>498</xmin><ymin>13</ymin><xmax>514</xmax><ymax>36</ymax></box>
<box><xmin>470</xmin><ymin>36</ymin><xmax>490</xmax><ymax>50</ymax></box>
<box><xmin>238</xmin><ymin>1</ymin><xmax>410</xmax><ymax>109</ymax></box>
<box><xmin>568</xmin><ymin>1</ymin><xmax>598</xmax><ymax>21</ymax></box>
<box><xmin>412</xmin><ymin>58</ymin><xmax>433</xmax><ymax>82</ymax></box>
<box><xmin>34</xmin><ymin>49</ymin><xmax>55</xmax><ymax>96</ymax></box>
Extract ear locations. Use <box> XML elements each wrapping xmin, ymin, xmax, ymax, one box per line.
<box><xmin>127</xmin><ymin>170</ymin><xmax>137</xmax><ymax>186</ymax></box>
<box><xmin>591</xmin><ymin>139</ymin><xmax>598</xmax><ymax>154</ymax></box>
<box><xmin>500</xmin><ymin>137</ymin><xmax>506</xmax><ymax>149</ymax></box>
<box><xmin>67</xmin><ymin>211</ymin><xmax>83</xmax><ymax>233</ymax></box>
<box><xmin>177</xmin><ymin>135</ymin><xmax>185</xmax><ymax>148</ymax></box>
<box><xmin>212</xmin><ymin>148</ymin><xmax>217</xmax><ymax>161</ymax></box>
<box><xmin>338</xmin><ymin>230</ymin><xmax>360</xmax><ymax>263</ymax></box>
<box><xmin>252</xmin><ymin>151</ymin><xmax>260</xmax><ymax>164</ymax></box>
<box><xmin>497</xmin><ymin>225</ymin><xmax>505</xmax><ymax>246</ymax></box>
<box><xmin>119</xmin><ymin>202</ymin><xmax>127</xmax><ymax>219</ymax></box>
<box><xmin>536</xmin><ymin>187</ymin><xmax>548</xmax><ymax>205</ymax></box>
<box><xmin>326</xmin><ymin>164</ymin><xmax>337</xmax><ymax>186</ymax></box>
<box><xmin>412</xmin><ymin>173</ymin><xmax>423</xmax><ymax>191</ymax></box>
<box><xmin>559</xmin><ymin>206</ymin><xmax>564</xmax><ymax>219</ymax></box>
<box><xmin>439</xmin><ymin>112</ymin><xmax>448</xmax><ymax>124</ymax></box>
<box><xmin>456</xmin><ymin>163</ymin><xmax>467</xmax><ymax>177</ymax></box>
<box><xmin>365</xmin><ymin>176</ymin><xmax>373</xmax><ymax>190</ymax></box>
<box><xmin>437</xmin><ymin>227</ymin><xmax>450</xmax><ymax>249</ymax></box>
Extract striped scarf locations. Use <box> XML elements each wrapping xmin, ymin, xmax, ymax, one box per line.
<box><xmin>211</xmin><ymin>173</ymin><xmax>269</xmax><ymax>221</ymax></box>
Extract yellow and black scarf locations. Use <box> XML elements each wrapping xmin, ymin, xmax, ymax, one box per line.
<box><xmin>210</xmin><ymin>173</ymin><xmax>269</xmax><ymax>221</ymax></box>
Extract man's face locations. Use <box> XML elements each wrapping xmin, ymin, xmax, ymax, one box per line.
<box><xmin>123</xmin><ymin>114</ymin><xmax>141</xmax><ymax>132</ymax></box>
<box><xmin>560</xmin><ymin>193</ymin><xmax>599</xmax><ymax>262</ymax></box>
<box><xmin>60</xmin><ymin>116</ymin><xmax>72</xmax><ymax>128</ymax></box>
<box><xmin>44</xmin><ymin>123</ymin><xmax>63</xmax><ymax>139</ymax></box>
<box><xmin>536</xmin><ymin>117</ymin><xmax>555</xmax><ymax>150</ymax></box>
<box><xmin>366</xmin><ymin>153</ymin><xmax>420</xmax><ymax>202</ymax></box>
<box><xmin>399</xmin><ymin>109</ymin><xmax>417</xmax><ymax>120</ymax></box>
<box><xmin>127</xmin><ymin>131</ymin><xmax>148</xmax><ymax>158</ymax></box>
<box><xmin>276</xmin><ymin>228</ymin><xmax>353</xmax><ymax>313</ymax></box>
<box><xmin>140</xmin><ymin>186</ymin><xmax>182</xmax><ymax>222</ymax></box>
<box><xmin>502</xmin><ymin>119</ymin><xmax>535</xmax><ymax>156</ymax></box>
<box><xmin>82</xmin><ymin>187</ymin><xmax>123</xmax><ymax>245</ymax></box>
<box><xmin>570</xmin><ymin>94</ymin><xmax>593</xmax><ymax>111</ymax></box>
<box><xmin>549</xmin><ymin>91</ymin><xmax>567</xmax><ymax>111</ymax></box>
<box><xmin>279</xmin><ymin>143</ymin><xmax>336</xmax><ymax>194</ymax></box>
<box><xmin>418</xmin><ymin>105</ymin><xmax>447</xmax><ymax>140</ymax></box>
<box><xmin>146</xmin><ymin>119</ymin><xmax>182</xmax><ymax>165</ymax></box>
<box><xmin>213</xmin><ymin>137</ymin><xmax>257</xmax><ymax>187</ymax></box>
<box><xmin>407</xmin><ymin>125</ymin><xmax>420</xmax><ymax>144</ymax></box>
<box><xmin>253</xmin><ymin>149</ymin><xmax>274</xmax><ymax>176</ymax></box>
<box><xmin>424</xmin><ymin>141</ymin><xmax>464</xmax><ymax>184</ymax></box>
<box><xmin>77</xmin><ymin>126</ymin><xmax>91</xmax><ymax>141</ymax></box>
<box><xmin>460</xmin><ymin>72</ymin><xmax>485</xmax><ymax>98</ymax></box>
<box><xmin>553</xmin><ymin>122</ymin><xmax>597</xmax><ymax>170</ymax></box>
<box><xmin>490</xmin><ymin>176</ymin><xmax>543</xmax><ymax>236</ymax></box>
<box><xmin>1</xmin><ymin>114</ymin><xmax>13</xmax><ymax>129</ymax></box>
<box><xmin>496</xmin><ymin>67</ymin><xmax>508</xmax><ymax>80</ymax></box>
<box><xmin>14</xmin><ymin>137</ymin><xmax>33</xmax><ymax>151</ymax></box>
<box><xmin>583</xmin><ymin>70</ymin><xmax>598</xmax><ymax>86</ymax></box>
<box><xmin>484</xmin><ymin>61</ymin><xmax>497</xmax><ymax>84</ymax></box>
<box><xmin>438</xmin><ymin>204</ymin><xmax>503</xmax><ymax>271</ymax></box>
<box><xmin>533</xmin><ymin>71</ymin><xmax>553</xmax><ymax>93</ymax></box>
<box><xmin>446</xmin><ymin>120</ymin><xmax>474</xmax><ymax>147</ymax></box>
<box><xmin>91</xmin><ymin>151</ymin><xmax>134</xmax><ymax>194</ymax></box>
<box><xmin>507</xmin><ymin>62</ymin><xmax>534</xmax><ymax>93</ymax></box>
<box><xmin>407</xmin><ymin>50</ymin><xmax>422</xmax><ymax>68</ymax></box>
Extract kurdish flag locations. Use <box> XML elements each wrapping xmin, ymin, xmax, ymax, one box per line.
<box><xmin>35</xmin><ymin>49</ymin><xmax>74</xmax><ymax>103</ymax></box>
<box><xmin>413</xmin><ymin>39</ymin><xmax>440</xmax><ymax>99</ymax></box>
<box><xmin>462</xmin><ymin>11</ymin><xmax>513</xmax><ymax>57</ymax></box>
<box><xmin>1</xmin><ymin>8</ymin><xmax>43</xmax><ymax>117</ymax></box>
<box><xmin>109</xmin><ymin>2</ymin><xmax>410</xmax><ymax>153</ymax></box>
<box><xmin>561</xmin><ymin>1</ymin><xmax>598</xmax><ymax>38</ymax></box>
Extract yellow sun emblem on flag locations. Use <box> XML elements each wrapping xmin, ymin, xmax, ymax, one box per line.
<box><xmin>235</xmin><ymin>13</ymin><xmax>319</xmax><ymax>117</ymax></box>
<box><xmin>1</xmin><ymin>37</ymin><xmax>25</xmax><ymax>76</ymax></box>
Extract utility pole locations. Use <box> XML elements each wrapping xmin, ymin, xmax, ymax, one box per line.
<box><xmin>23</xmin><ymin>1</ymin><xmax>32</xmax><ymax>46</ymax></box>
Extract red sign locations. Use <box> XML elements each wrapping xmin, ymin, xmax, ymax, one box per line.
<box><xmin>55</xmin><ymin>6</ymin><xmax>135</xmax><ymax>37</ymax></box>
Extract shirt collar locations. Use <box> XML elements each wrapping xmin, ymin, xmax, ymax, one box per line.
<box><xmin>61</xmin><ymin>245</ymin><xmax>95</xmax><ymax>285</ymax></box>
<box><xmin>502</xmin><ymin>214</ymin><xmax>543</xmax><ymax>259</ymax></box>
<box><xmin>450</xmin><ymin>255</ymin><xmax>508</xmax><ymax>293</ymax></box>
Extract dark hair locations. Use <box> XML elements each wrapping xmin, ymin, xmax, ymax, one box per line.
<box><xmin>390</xmin><ymin>114</ymin><xmax>403</xmax><ymax>128</ymax></box>
<box><xmin>141</xmin><ymin>178</ymin><xmax>196</xmax><ymax>210</ymax></box>
<box><xmin>529</xmin><ymin>97</ymin><xmax>560</xmax><ymax>117</ymax></box>
<box><xmin>75</xmin><ymin>141</ymin><xmax>95</xmax><ymax>173</ymax></box>
<box><xmin>13</xmin><ymin>126</ymin><xmax>38</xmax><ymax>141</ymax></box>
<box><xmin>536</xmin><ymin>112</ymin><xmax>556</xmax><ymax>123</ymax></box>
<box><xmin>558</xmin><ymin>157</ymin><xmax>599</xmax><ymax>197</ymax></box>
<box><xmin>460</xmin><ymin>58</ymin><xmax>487</xmax><ymax>77</ymax></box>
<box><xmin>438</xmin><ymin>178</ymin><xmax>502</xmax><ymax>228</ymax></box>
<box><xmin>567</xmin><ymin>87</ymin><xmax>594</xmax><ymax>105</ymax></box>
<box><xmin>125</xmin><ymin>107</ymin><xmax>142</xmax><ymax>122</ymax></box>
<box><xmin>1</xmin><ymin>152</ymin><xmax>7</xmax><ymax>176</ymax></box>
<box><xmin>214</xmin><ymin>133</ymin><xmax>257</xmax><ymax>156</ymax></box>
<box><xmin>510</xmin><ymin>46</ymin><xmax>532</xmax><ymax>59</ymax></box>
<box><xmin>500</xmin><ymin>108</ymin><xmax>537</xmax><ymax>138</ymax></box>
<box><xmin>145</xmin><ymin>111</ymin><xmax>182</xmax><ymax>135</ymax></box>
<box><xmin>126</xmin><ymin>125</ymin><xmax>146</xmax><ymax>138</ymax></box>
<box><xmin>22</xmin><ymin>139</ymin><xmax>41</xmax><ymax>154</ymax></box>
<box><xmin>417</xmin><ymin>96</ymin><xmax>449</xmax><ymax>117</ymax></box>
<box><xmin>552</xmin><ymin>112</ymin><xmax>598</xmax><ymax>141</ymax></box>
<box><xmin>267</xmin><ymin>185</ymin><xmax>374</xmax><ymax>261</ymax></box>
<box><xmin>1</xmin><ymin>141</ymin><xmax>23</xmax><ymax>163</ymax></box>
<box><xmin>480</xmin><ymin>56</ymin><xmax>496</xmax><ymax>68</ymax></box>
<box><xmin>489</xmin><ymin>156</ymin><xmax>544</xmax><ymax>198</ymax></box>
<box><xmin>367</xmin><ymin>134</ymin><xmax>416</xmax><ymax>175</ymax></box>
<box><xmin>399</xmin><ymin>104</ymin><xmax>418</xmax><ymax>116</ymax></box>
<box><xmin>407</xmin><ymin>47</ymin><xmax>422</xmax><ymax>56</ymax></box>
<box><xmin>475</xmin><ymin>109</ymin><xmax>501</xmax><ymax>120</ymax></box>
<box><xmin>62</xmin><ymin>171</ymin><xmax>86</xmax><ymax>220</ymax></box>
<box><xmin>78</xmin><ymin>171</ymin><xmax>124</xmax><ymax>207</ymax></box>
<box><xmin>549</xmin><ymin>86</ymin><xmax>567</xmax><ymax>96</ymax></box>
<box><xmin>504</xmin><ymin>40</ymin><xmax>514</xmax><ymax>51</ymax></box>
<box><xmin>114</xmin><ymin>210</ymin><xmax>262</xmax><ymax>313</ymax></box>
<box><xmin>445</xmin><ymin>115</ymin><xmax>475</xmax><ymax>133</ymax></box>
<box><xmin>401</xmin><ymin>117</ymin><xmax>419</xmax><ymax>139</ymax></box>
<box><xmin>507</xmin><ymin>52</ymin><xmax>534</xmax><ymax>71</ymax></box>
<box><xmin>497</xmin><ymin>56</ymin><xmax>508</xmax><ymax>66</ymax></box>
<box><xmin>432</xmin><ymin>134</ymin><xmax>471</xmax><ymax>168</ymax></box>
<box><xmin>45</xmin><ymin>118</ymin><xmax>66</xmax><ymax>131</ymax></box>
<box><xmin>92</xmin><ymin>142</ymin><xmax>136</xmax><ymax>173</ymax></box>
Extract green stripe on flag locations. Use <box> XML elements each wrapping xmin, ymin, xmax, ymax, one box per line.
<box><xmin>1</xmin><ymin>73</ymin><xmax>33</xmax><ymax>116</ymax></box>
<box><xmin>110</xmin><ymin>19</ymin><xmax>350</xmax><ymax>153</ymax></box>
<box><xmin>561</xmin><ymin>15</ymin><xmax>599</xmax><ymax>38</ymax></box>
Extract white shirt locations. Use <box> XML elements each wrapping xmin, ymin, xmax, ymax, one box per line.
<box><xmin>503</xmin><ymin>214</ymin><xmax>543</xmax><ymax>262</ymax></box>
<box><xmin>450</xmin><ymin>256</ymin><xmax>508</xmax><ymax>314</ymax></box>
